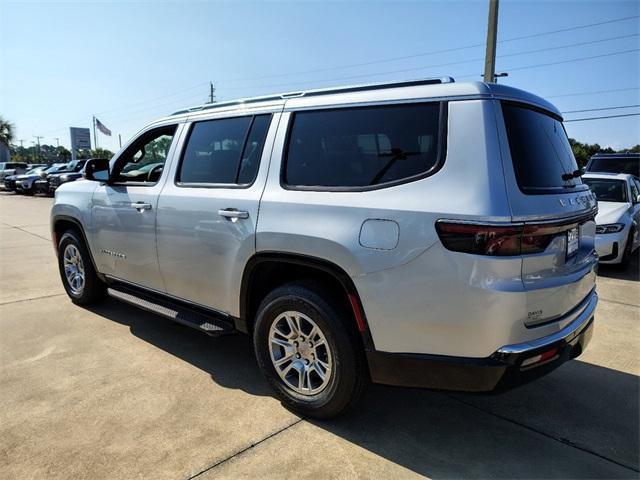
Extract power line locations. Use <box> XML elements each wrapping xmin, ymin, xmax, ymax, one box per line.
<box><xmin>499</xmin><ymin>14</ymin><xmax>639</xmax><ymax>44</ymax></box>
<box><xmin>498</xmin><ymin>33</ymin><xmax>637</xmax><ymax>59</ymax></box>
<box><xmin>563</xmin><ymin>104</ymin><xmax>640</xmax><ymax>113</ymax></box>
<box><xmin>221</xmin><ymin>47</ymin><xmax>640</xmax><ymax>93</ymax></box>
<box><xmin>564</xmin><ymin>113</ymin><xmax>640</xmax><ymax>122</ymax></box>
<box><xmin>35</xmin><ymin>15</ymin><xmax>640</xmax><ymax>139</ymax></box>
<box><xmin>222</xmin><ymin>14</ymin><xmax>640</xmax><ymax>84</ymax></box>
<box><xmin>499</xmin><ymin>48</ymin><xmax>640</xmax><ymax>73</ymax></box>
<box><xmin>548</xmin><ymin>87</ymin><xmax>640</xmax><ymax>98</ymax></box>
<box><xmin>95</xmin><ymin>82</ymin><xmax>209</xmax><ymax>116</ymax></box>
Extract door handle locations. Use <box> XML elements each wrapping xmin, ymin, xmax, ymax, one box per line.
<box><xmin>218</xmin><ymin>208</ymin><xmax>249</xmax><ymax>221</ymax></box>
<box><xmin>131</xmin><ymin>202</ymin><xmax>152</xmax><ymax>211</ymax></box>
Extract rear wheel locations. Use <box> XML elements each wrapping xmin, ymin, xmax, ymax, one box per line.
<box><xmin>253</xmin><ymin>282</ymin><xmax>367</xmax><ymax>419</ymax></box>
<box><xmin>57</xmin><ymin>230</ymin><xmax>106</xmax><ymax>305</ymax></box>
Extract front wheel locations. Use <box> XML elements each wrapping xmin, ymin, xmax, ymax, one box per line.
<box><xmin>253</xmin><ymin>283</ymin><xmax>367</xmax><ymax>419</ymax></box>
<box><xmin>57</xmin><ymin>230</ymin><xmax>106</xmax><ymax>305</ymax></box>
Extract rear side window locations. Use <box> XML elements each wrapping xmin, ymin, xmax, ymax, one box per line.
<box><xmin>178</xmin><ymin>114</ymin><xmax>271</xmax><ymax>185</ymax></box>
<box><xmin>283</xmin><ymin>103</ymin><xmax>444</xmax><ymax>189</ymax></box>
<box><xmin>502</xmin><ymin>102</ymin><xmax>582</xmax><ymax>194</ymax></box>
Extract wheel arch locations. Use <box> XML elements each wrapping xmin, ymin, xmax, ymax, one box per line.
<box><xmin>52</xmin><ymin>215</ymin><xmax>103</xmax><ymax>279</ymax></box>
<box><xmin>239</xmin><ymin>252</ymin><xmax>375</xmax><ymax>350</ymax></box>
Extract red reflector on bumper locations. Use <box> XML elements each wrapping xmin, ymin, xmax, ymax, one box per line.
<box><xmin>521</xmin><ymin>347</ymin><xmax>559</xmax><ymax>368</ymax></box>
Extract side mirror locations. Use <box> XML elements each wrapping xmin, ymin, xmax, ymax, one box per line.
<box><xmin>84</xmin><ymin>159</ymin><xmax>110</xmax><ymax>182</ymax></box>
<box><xmin>636</xmin><ymin>194</ymin><xmax>640</xmax><ymax>204</ymax></box>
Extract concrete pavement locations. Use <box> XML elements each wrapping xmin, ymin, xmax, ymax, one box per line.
<box><xmin>1</xmin><ymin>192</ymin><xmax>638</xmax><ymax>479</ymax></box>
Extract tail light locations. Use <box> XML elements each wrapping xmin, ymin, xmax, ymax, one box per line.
<box><xmin>436</xmin><ymin>221</ymin><xmax>561</xmax><ymax>256</ymax></box>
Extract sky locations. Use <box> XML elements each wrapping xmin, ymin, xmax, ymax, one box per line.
<box><xmin>1</xmin><ymin>0</ymin><xmax>639</xmax><ymax>153</ymax></box>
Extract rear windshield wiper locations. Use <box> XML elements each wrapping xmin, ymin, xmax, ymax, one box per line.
<box><xmin>561</xmin><ymin>169</ymin><xmax>584</xmax><ymax>181</ymax></box>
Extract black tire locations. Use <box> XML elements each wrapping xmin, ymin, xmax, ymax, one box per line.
<box><xmin>619</xmin><ymin>228</ymin><xmax>636</xmax><ymax>269</ymax></box>
<box><xmin>57</xmin><ymin>229</ymin><xmax>106</xmax><ymax>305</ymax></box>
<box><xmin>253</xmin><ymin>282</ymin><xmax>368</xmax><ymax>419</ymax></box>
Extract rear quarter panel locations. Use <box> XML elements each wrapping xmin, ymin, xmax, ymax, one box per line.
<box><xmin>257</xmin><ymin>100</ymin><xmax>518</xmax><ymax>355</ymax></box>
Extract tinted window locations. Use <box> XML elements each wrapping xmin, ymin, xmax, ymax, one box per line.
<box><xmin>179</xmin><ymin>114</ymin><xmax>270</xmax><ymax>185</ymax></box>
<box><xmin>502</xmin><ymin>103</ymin><xmax>581</xmax><ymax>193</ymax></box>
<box><xmin>587</xmin><ymin>157</ymin><xmax>640</xmax><ymax>176</ymax></box>
<box><xmin>284</xmin><ymin>103</ymin><xmax>443</xmax><ymax>188</ymax></box>
<box><xmin>3</xmin><ymin>163</ymin><xmax>25</xmax><ymax>170</ymax></box>
<box><xmin>582</xmin><ymin>178</ymin><xmax>627</xmax><ymax>202</ymax></box>
<box><xmin>239</xmin><ymin>115</ymin><xmax>271</xmax><ymax>184</ymax></box>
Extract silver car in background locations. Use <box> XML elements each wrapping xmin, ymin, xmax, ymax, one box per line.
<box><xmin>52</xmin><ymin>78</ymin><xmax>599</xmax><ymax>418</ymax></box>
<box><xmin>582</xmin><ymin>173</ymin><xmax>640</xmax><ymax>266</ymax></box>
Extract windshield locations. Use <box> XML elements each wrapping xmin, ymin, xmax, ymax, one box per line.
<box><xmin>587</xmin><ymin>157</ymin><xmax>639</xmax><ymax>176</ymax></box>
<box><xmin>583</xmin><ymin>178</ymin><xmax>628</xmax><ymax>203</ymax></box>
<box><xmin>26</xmin><ymin>168</ymin><xmax>43</xmax><ymax>175</ymax></box>
<box><xmin>1</xmin><ymin>163</ymin><xmax>24</xmax><ymax>170</ymax></box>
<box><xmin>502</xmin><ymin>102</ymin><xmax>582</xmax><ymax>193</ymax></box>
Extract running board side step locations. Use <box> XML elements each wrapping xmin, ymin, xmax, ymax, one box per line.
<box><xmin>107</xmin><ymin>285</ymin><xmax>236</xmax><ymax>337</ymax></box>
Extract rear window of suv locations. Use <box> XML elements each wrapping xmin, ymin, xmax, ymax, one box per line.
<box><xmin>587</xmin><ymin>157</ymin><xmax>640</xmax><ymax>176</ymax></box>
<box><xmin>502</xmin><ymin>102</ymin><xmax>583</xmax><ymax>194</ymax></box>
<box><xmin>283</xmin><ymin>103</ymin><xmax>445</xmax><ymax>190</ymax></box>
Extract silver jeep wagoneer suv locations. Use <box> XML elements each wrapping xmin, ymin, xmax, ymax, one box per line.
<box><xmin>52</xmin><ymin>78</ymin><xmax>598</xmax><ymax>418</ymax></box>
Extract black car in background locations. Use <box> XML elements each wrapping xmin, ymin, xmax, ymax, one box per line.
<box><xmin>586</xmin><ymin>153</ymin><xmax>640</xmax><ymax>177</ymax></box>
<box><xmin>35</xmin><ymin>160</ymin><xmax>87</xmax><ymax>195</ymax></box>
<box><xmin>3</xmin><ymin>164</ymin><xmax>49</xmax><ymax>192</ymax></box>
<box><xmin>47</xmin><ymin>159</ymin><xmax>105</xmax><ymax>193</ymax></box>
<box><xmin>13</xmin><ymin>165</ymin><xmax>65</xmax><ymax>194</ymax></box>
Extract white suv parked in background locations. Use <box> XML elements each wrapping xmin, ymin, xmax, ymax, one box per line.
<box><xmin>52</xmin><ymin>78</ymin><xmax>598</xmax><ymax>418</ymax></box>
<box><xmin>582</xmin><ymin>173</ymin><xmax>640</xmax><ymax>266</ymax></box>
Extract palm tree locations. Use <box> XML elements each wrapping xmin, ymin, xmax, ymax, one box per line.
<box><xmin>0</xmin><ymin>116</ymin><xmax>15</xmax><ymax>147</ymax></box>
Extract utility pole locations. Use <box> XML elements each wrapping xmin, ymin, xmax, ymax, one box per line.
<box><xmin>33</xmin><ymin>135</ymin><xmax>43</xmax><ymax>162</ymax></box>
<box><xmin>18</xmin><ymin>139</ymin><xmax>24</xmax><ymax>148</ymax></box>
<box><xmin>93</xmin><ymin>116</ymin><xmax>98</xmax><ymax>150</ymax></box>
<box><xmin>54</xmin><ymin>137</ymin><xmax>60</xmax><ymax>148</ymax></box>
<box><xmin>207</xmin><ymin>81</ymin><xmax>216</xmax><ymax>103</ymax></box>
<box><xmin>483</xmin><ymin>0</ymin><xmax>500</xmax><ymax>83</ymax></box>
<box><xmin>118</xmin><ymin>134</ymin><xmax>122</xmax><ymax>149</ymax></box>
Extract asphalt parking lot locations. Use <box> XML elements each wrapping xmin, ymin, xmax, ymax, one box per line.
<box><xmin>0</xmin><ymin>192</ymin><xmax>638</xmax><ymax>480</ymax></box>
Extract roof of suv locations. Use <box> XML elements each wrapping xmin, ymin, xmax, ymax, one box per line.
<box><xmin>582</xmin><ymin>172</ymin><xmax>636</xmax><ymax>181</ymax></box>
<box><xmin>158</xmin><ymin>77</ymin><xmax>561</xmax><ymax>125</ymax></box>
<box><xmin>590</xmin><ymin>153</ymin><xmax>640</xmax><ymax>158</ymax></box>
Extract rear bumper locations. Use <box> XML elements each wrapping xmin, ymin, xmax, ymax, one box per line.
<box><xmin>367</xmin><ymin>290</ymin><xmax>597</xmax><ymax>392</ymax></box>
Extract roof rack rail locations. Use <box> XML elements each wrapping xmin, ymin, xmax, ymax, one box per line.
<box><xmin>171</xmin><ymin>76</ymin><xmax>454</xmax><ymax>116</ymax></box>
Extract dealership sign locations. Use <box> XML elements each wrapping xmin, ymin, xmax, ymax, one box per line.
<box><xmin>69</xmin><ymin>127</ymin><xmax>91</xmax><ymax>160</ymax></box>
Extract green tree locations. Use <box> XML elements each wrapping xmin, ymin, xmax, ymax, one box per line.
<box><xmin>77</xmin><ymin>148</ymin><xmax>113</xmax><ymax>160</ymax></box>
<box><xmin>0</xmin><ymin>116</ymin><xmax>15</xmax><ymax>147</ymax></box>
<box><xmin>90</xmin><ymin>148</ymin><xmax>114</xmax><ymax>160</ymax></box>
<box><xmin>568</xmin><ymin>138</ymin><xmax>615</xmax><ymax>168</ymax></box>
<box><xmin>56</xmin><ymin>146</ymin><xmax>71</xmax><ymax>161</ymax></box>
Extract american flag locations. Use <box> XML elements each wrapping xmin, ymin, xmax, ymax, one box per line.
<box><xmin>95</xmin><ymin>118</ymin><xmax>112</xmax><ymax>136</ymax></box>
